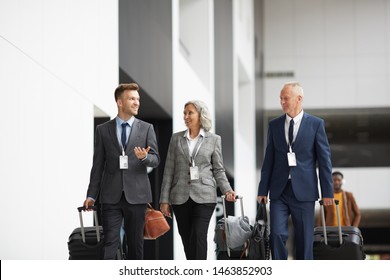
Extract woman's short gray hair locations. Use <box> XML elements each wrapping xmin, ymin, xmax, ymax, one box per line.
<box><xmin>184</xmin><ymin>100</ymin><xmax>212</xmax><ymax>131</ymax></box>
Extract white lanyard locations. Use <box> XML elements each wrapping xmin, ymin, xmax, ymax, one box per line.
<box><xmin>187</xmin><ymin>137</ymin><xmax>203</xmax><ymax>167</ymax></box>
<box><xmin>117</xmin><ymin>124</ymin><xmax>128</xmax><ymax>156</ymax></box>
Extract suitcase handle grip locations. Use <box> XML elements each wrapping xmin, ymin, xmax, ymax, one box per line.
<box><xmin>221</xmin><ymin>195</ymin><xmax>243</xmax><ymax>199</ymax></box>
<box><xmin>319</xmin><ymin>199</ymin><xmax>339</xmax><ymax>205</ymax></box>
<box><xmin>77</xmin><ymin>206</ymin><xmax>98</xmax><ymax>212</ymax></box>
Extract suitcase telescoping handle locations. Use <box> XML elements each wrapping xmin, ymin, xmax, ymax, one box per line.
<box><xmin>77</xmin><ymin>206</ymin><xmax>100</xmax><ymax>243</ymax></box>
<box><xmin>221</xmin><ymin>195</ymin><xmax>245</xmax><ymax>219</ymax></box>
<box><xmin>319</xmin><ymin>199</ymin><xmax>342</xmax><ymax>245</ymax></box>
<box><xmin>221</xmin><ymin>195</ymin><xmax>244</xmax><ymax>257</ymax></box>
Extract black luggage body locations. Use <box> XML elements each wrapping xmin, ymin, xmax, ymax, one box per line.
<box><xmin>68</xmin><ymin>226</ymin><xmax>104</xmax><ymax>260</ymax></box>
<box><xmin>313</xmin><ymin>200</ymin><xmax>365</xmax><ymax>260</ymax></box>
<box><xmin>68</xmin><ymin>206</ymin><xmax>104</xmax><ymax>260</ymax></box>
<box><xmin>313</xmin><ymin>226</ymin><xmax>364</xmax><ymax>259</ymax></box>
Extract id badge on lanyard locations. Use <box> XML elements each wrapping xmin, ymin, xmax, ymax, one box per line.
<box><xmin>287</xmin><ymin>145</ymin><xmax>297</xmax><ymax>166</ymax></box>
<box><xmin>118</xmin><ymin>124</ymin><xmax>129</xmax><ymax>169</ymax></box>
<box><xmin>189</xmin><ymin>137</ymin><xmax>202</xmax><ymax>180</ymax></box>
<box><xmin>190</xmin><ymin>158</ymin><xmax>199</xmax><ymax>180</ymax></box>
<box><xmin>119</xmin><ymin>149</ymin><xmax>128</xmax><ymax>169</ymax></box>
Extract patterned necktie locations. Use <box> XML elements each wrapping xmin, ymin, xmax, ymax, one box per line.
<box><xmin>121</xmin><ymin>122</ymin><xmax>128</xmax><ymax>150</ymax></box>
<box><xmin>288</xmin><ymin>119</ymin><xmax>294</xmax><ymax>147</ymax></box>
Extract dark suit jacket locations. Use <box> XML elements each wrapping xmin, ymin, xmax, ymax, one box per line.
<box><xmin>258</xmin><ymin>112</ymin><xmax>333</xmax><ymax>201</ymax></box>
<box><xmin>87</xmin><ymin>118</ymin><xmax>160</xmax><ymax>204</ymax></box>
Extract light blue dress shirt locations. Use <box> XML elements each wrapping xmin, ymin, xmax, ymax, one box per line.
<box><xmin>116</xmin><ymin>116</ymin><xmax>135</xmax><ymax>150</ymax></box>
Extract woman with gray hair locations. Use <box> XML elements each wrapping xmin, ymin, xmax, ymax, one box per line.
<box><xmin>159</xmin><ymin>100</ymin><xmax>235</xmax><ymax>259</ymax></box>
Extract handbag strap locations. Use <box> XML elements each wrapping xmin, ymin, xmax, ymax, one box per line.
<box><xmin>255</xmin><ymin>202</ymin><xmax>267</xmax><ymax>222</ymax></box>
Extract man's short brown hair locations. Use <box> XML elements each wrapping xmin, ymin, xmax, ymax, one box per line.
<box><xmin>114</xmin><ymin>83</ymin><xmax>139</xmax><ymax>101</ymax></box>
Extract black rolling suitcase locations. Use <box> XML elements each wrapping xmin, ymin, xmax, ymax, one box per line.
<box><xmin>68</xmin><ymin>206</ymin><xmax>104</xmax><ymax>260</ymax></box>
<box><xmin>313</xmin><ymin>200</ymin><xmax>365</xmax><ymax>260</ymax></box>
<box><xmin>214</xmin><ymin>195</ymin><xmax>251</xmax><ymax>260</ymax></box>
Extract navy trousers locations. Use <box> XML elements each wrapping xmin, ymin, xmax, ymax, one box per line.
<box><xmin>270</xmin><ymin>180</ymin><xmax>315</xmax><ymax>260</ymax></box>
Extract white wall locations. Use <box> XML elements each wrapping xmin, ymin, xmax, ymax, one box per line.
<box><xmin>172</xmin><ymin>0</ymin><xmax>257</xmax><ymax>259</ymax></box>
<box><xmin>263</xmin><ymin>0</ymin><xmax>390</xmax><ymax>209</ymax></box>
<box><xmin>264</xmin><ymin>0</ymin><xmax>390</xmax><ymax>109</ymax></box>
<box><xmin>325</xmin><ymin>167</ymin><xmax>390</xmax><ymax>209</ymax></box>
<box><xmin>233</xmin><ymin>0</ymin><xmax>257</xmax><ymax>221</ymax></box>
<box><xmin>0</xmin><ymin>0</ymin><xmax>118</xmax><ymax>259</ymax></box>
<box><xmin>173</xmin><ymin>0</ymin><xmax>217</xmax><ymax>259</ymax></box>
<box><xmin>179</xmin><ymin>0</ymin><xmax>213</xmax><ymax>90</ymax></box>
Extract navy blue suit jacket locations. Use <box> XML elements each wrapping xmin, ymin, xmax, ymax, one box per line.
<box><xmin>258</xmin><ymin>112</ymin><xmax>333</xmax><ymax>201</ymax></box>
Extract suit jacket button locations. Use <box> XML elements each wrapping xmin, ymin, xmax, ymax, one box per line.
<box><xmin>188</xmin><ymin>181</ymin><xmax>191</xmax><ymax>184</ymax></box>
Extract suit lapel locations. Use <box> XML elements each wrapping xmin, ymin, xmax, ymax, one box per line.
<box><xmin>277</xmin><ymin>115</ymin><xmax>288</xmax><ymax>150</ymax></box>
<box><xmin>179</xmin><ymin>132</ymin><xmax>191</xmax><ymax>163</ymax></box>
<box><xmin>127</xmin><ymin>118</ymin><xmax>139</xmax><ymax>153</ymax></box>
<box><xmin>108</xmin><ymin>119</ymin><xmax>122</xmax><ymax>153</ymax></box>
<box><xmin>199</xmin><ymin>131</ymin><xmax>209</xmax><ymax>156</ymax></box>
<box><xmin>179</xmin><ymin>130</ymin><xmax>209</xmax><ymax>163</ymax></box>
<box><xmin>293</xmin><ymin>112</ymin><xmax>307</xmax><ymax>148</ymax></box>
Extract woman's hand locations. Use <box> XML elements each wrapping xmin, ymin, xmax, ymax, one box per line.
<box><xmin>225</xmin><ymin>191</ymin><xmax>236</xmax><ymax>202</ymax></box>
<box><xmin>160</xmin><ymin>203</ymin><xmax>172</xmax><ymax>218</ymax></box>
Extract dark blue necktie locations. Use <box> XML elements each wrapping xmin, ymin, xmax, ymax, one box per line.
<box><xmin>288</xmin><ymin>119</ymin><xmax>294</xmax><ymax>147</ymax></box>
<box><xmin>121</xmin><ymin>122</ymin><xmax>128</xmax><ymax>150</ymax></box>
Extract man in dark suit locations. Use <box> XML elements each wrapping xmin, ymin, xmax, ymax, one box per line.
<box><xmin>83</xmin><ymin>83</ymin><xmax>160</xmax><ymax>259</ymax></box>
<box><xmin>257</xmin><ymin>81</ymin><xmax>334</xmax><ymax>260</ymax></box>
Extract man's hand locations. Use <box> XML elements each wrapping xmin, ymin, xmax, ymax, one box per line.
<box><xmin>322</xmin><ymin>197</ymin><xmax>334</xmax><ymax>206</ymax></box>
<box><xmin>83</xmin><ymin>198</ymin><xmax>95</xmax><ymax>211</ymax></box>
<box><xmin>134</xmin><ymin>146</ymin><xmax>150</xmax><ymax>160</ymax></box>
<box><xmin>257</xmin><ymin>195</ymin><xmax>268</xmax><ymax>204</ymax></box>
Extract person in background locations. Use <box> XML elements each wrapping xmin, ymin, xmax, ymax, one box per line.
<box><xmin>83</xmin><ymin>83</ymin><xmax>160</xmax><ymax>259</ymax></box>
<box><xmin>317</xmin><ymin>171</ymin><xmax>361</xmax><ymax>227</ymax></box>
<box><xmin>159</xmin><ymin>100</ymin><xmax>235</xmax><ymax>260</ymax></box>
<box><xmin>257</xmin><ymin>81</ymin><xmax>334</xmax><ymax>260</ymax></box>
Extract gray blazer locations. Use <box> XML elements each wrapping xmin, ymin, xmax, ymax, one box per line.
<box><xmin>87</xmin><ymin>118</ymin><xmax>160</xmax><ymax>204</ymax></box>
<box><xmin>159</xmin><ymin>130</ymin><xmax>232</xmax><ymax>205</ymax></box>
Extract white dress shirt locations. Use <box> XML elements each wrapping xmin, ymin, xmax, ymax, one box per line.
<box><xmin>285</xmin><ymin>110</ymin><xmax>304</xmax><ymax>148</ymax></box>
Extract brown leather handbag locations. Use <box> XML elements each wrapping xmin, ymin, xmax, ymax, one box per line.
<box><xmin>144</xmin><ymin>204</ymin><xmax>171</xmax><ymax>240</ymax></box>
